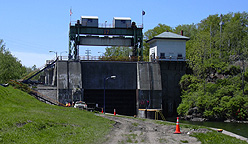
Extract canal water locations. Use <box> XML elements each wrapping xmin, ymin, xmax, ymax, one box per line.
<box><xmin>167</xmin><ymin>118</ymin><xmax>248</xmax><ymax>138</ymax></box>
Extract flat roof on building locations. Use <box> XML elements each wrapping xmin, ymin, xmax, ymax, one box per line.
<box><xmin>113</xmin><ymin>17</ymin><xmax>131</xmax><ymax>20</ymax></box>
<box><xmin>81</xmin><ymin>16</ymin><xmax>99</xmax><ymax>19</ymax></box>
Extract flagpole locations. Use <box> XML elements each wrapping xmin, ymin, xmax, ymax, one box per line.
<box><xmin>70</xmin><ymin>8</ymin><xmax>72</xmax><ymax>25</ymax></box>
<box><xmin>142</xmin><ymin>9</ymin><xmax>143</xmax><ymax>28</ymax></box>
<box><xmin>142</xmin><ymin>10</ymin><xmax>145</xmax><ymax>28</ymax></box>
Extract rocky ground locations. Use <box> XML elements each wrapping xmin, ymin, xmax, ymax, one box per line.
<box><xmin>101</xmin><ymin>115</ymin><xmax>209</xmax><ymax>144</ymax></box>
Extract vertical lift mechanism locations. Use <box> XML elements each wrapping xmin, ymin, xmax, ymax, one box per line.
<box><xmin>68</xmin><ymin>19</ymin><xmax>143</xmax><ymax>60</ymax></box>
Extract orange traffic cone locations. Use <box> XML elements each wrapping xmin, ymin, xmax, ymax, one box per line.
<box><xmin>174</xmin><ymin>117</ymin><xmax>181</xmax><ymax>134</ymax></box>
<box><xmin>101</xmin><ymin>108</ymin><xmax>103</xmax><ymax>114</ymax></box>
<box><xmin>114</xmin><ymin>109</ymin><xmax>116</xmax><ymax>115</ymax></box>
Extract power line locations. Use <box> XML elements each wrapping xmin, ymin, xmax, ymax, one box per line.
<box><xmin>0</xmin><ymin>34</ymin><xmax>57</xmax><ymax>51</ymax></box>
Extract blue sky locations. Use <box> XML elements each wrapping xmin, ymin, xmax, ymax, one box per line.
<box><xmin>0</xmin><ymin>0</ymin><xmax>247</xmax><ymax>67</ymax></box>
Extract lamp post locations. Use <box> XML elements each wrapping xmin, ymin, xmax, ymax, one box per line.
<box><xmin>49</xmin><ymin>51</ymin><xmax>58</xmax><ymax>59</ymax></box>
<box><xmin>98</xmin><ymin>52</ymin><xmax>104</xmax><ymax>59</ymax></box>
<box><xmin>105</xmin><ymin>21</ymin><xmax>107</xmax><ymax>28</ymax></box>
<box><xmin>104</xmin><ymin>75</ymin><xmax>116</xmax><ymax>114</ymax></box>
<box><xmin>98</xmin><ymin>52</ymin><xmax>104</xmax><ymax>55</ymax></box>
<box><xmin>60</xmin><ymin>51</ymin><xmax>67</xmax><ymax>60</ymax></box>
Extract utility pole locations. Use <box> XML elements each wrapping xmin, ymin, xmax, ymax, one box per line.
<box><xmin>210</xmin><ymin>25</ymin><xmax>212</xmax><ymax>59</ymax></box>
<box><xmin>242</xmin><ymin>59</ymin><xmax>245</xmax><ymax>95</ymax></box>
<box><xmin>85</xmin><ymin>49</ymin><xmax>91</xmax><ymax>60</ymax></box>
<box><xmin>219</xmin><ymin>14</ymin><xmax>224</xmax><ymax>58</ymax></box>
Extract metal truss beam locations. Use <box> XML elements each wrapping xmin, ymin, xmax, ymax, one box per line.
<box><xmin>69</xmin><ymin>22</ymin><xmax>143</xmax><ymax>61</ymax></box>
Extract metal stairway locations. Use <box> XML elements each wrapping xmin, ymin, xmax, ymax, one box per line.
<box><xmin>22</xmin><ymin>58</ymin><xmax>58</xmax><ymax>84</ymax></box>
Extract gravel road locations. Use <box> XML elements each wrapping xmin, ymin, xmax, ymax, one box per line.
<box><xmin>101</xmin><ymin>115</ymin><xmax>205</xmax><ymax>144</ymax></box>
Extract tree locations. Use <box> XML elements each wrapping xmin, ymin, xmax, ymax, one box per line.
<box><xmin>143</xmin><ymin>23</ymin><xmax>196</xmax><ymax>61</ymax></box>
<box><xmin>173</xmin><ymin>23</ymin><xmax>197</xmax><ymax>39</ymax></box>
<box><xmin>177</xmin><ymin>12</ymin><xmax>248</xmax><ymax>120</ymax></box>
<box><xmin>143</xmin><ymin>24</ymin><xmax>173</xmax><ymax>61</ymax></box>
<box><xmin>104</xmin><ymin>46</ymin><xmax>131</xmax><ymax>57</ymax></box>
<box><xmin>0</xmin><ymin>39</ymin><xmax>26</xmax><ymax>83</ymax></box>
<box><xmin>100</xmin><ymin>46</ymin><xmax>132</xmax><ymax>61</ymax></box>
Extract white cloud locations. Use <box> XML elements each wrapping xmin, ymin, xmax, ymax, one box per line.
<box><xmin>11</xmin><ymin>51</ymin><xmax>56</xmax><ymax>68</ymax></box>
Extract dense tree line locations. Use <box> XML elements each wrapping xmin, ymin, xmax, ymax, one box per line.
<box><xmin>0</xmin><ymin>40</ymin><xmax>26</xmax><ymax>83</ymax></box>
<box><xmin>177</xmin><ymin>12</ymin><xmax>248</xmax><ymax>121</ymax></box>
<box><xmin>141</xmin><ymin>12</ymin><xmax>248</xmax><ymax>120</ymax></box>
<box><xmin>0</xmin><ymin>39</ymin><xmax>37</xmax><ymax>83</ymax></box>
<box><xmin>142</xmin><ymin>12</ymin><xmax>248</xmax><ymax>120</ymax></box>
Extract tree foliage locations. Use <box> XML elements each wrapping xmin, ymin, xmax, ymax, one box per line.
<box><xmin>100</xmin><ymin>46</ymin><xmax>133</xmax><ymax>61</ymax></box>
<box><xmin>104</xmin><ymin>46</ymin><xmax>131</xmax><ymax>57</ymax></box>
<box><xmin>177</xmin><ymin>12</ymin><xmax>248</xmax><ymax>120</ymax></box>
<box><xmin>0</xmin><ymin>40</ymin><xmax>26</xmax><ymax>83</ymax></box>
<box><xmin>143</xmin><ymin>24</ymin><xmax>173</xmax><ymax>61</ymax></box>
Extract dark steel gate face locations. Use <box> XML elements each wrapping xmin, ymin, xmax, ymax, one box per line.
<box><xmin>84</xmin><ymin>89</ymin><xmax>136</xmax><ymax>116</ymax></box>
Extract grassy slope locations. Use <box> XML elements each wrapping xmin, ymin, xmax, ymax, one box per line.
<box><xmin>0</xmin><ymin>86</ymin><xmax>113</xmax><ymax>144</ymax></box>
<box><xmin>155</xmin><ymin>121</ymin><xmax>248</xmax><ymax>144</ymax></box>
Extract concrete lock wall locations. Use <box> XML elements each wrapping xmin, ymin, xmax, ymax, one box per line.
<box><xmin>137</xmin><ymin>62</ymin><xmax>163</xmax><ymax>118</ymax></box>
<box><xmin>57</xmin><ymin>61</ymin><xmax>82</xmax><ymax>104</ymax></box>
<box><xmin>160</xmin><ymin>61</ymin><xmax>186</xmax><ymax>117</ymax></box>
<box><xmin>37</xmin><ymin>86</ymin><xmax>57</xmax><ymax>101</ymax></box>
<box><xmin>137</xmin><ymin>62</ymin><xmax>162</xmax><ymax>109</ymax></box>
<box><xmin>57</xmin><ymin>61</ymin><xmax>138</xmax><ymax>115</ymax></box>
<box><xmin>55</xmin><ymin>60</ymin><xmax>185</xmax><ymax>117</ymax></box>
<box><xmin>44</xmin><ymin>68</ymin><xmax>54</xmax><ymax>85</ymax></box>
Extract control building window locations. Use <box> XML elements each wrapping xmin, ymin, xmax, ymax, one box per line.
<box><xmin>121</xmin><ymin>20</ymin><xmax>126</xmax><ymax>24</ymax></box>
<box><xmin>178</xmin><ymin>54</ymin><xmax>183</xmax><ymax>59</ymax></box>
<box><xmin>160</xmin><ymin>53</ymin><xmax>165</xmax><ymax>59</ymax></box>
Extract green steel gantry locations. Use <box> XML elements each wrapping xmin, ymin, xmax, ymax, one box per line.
<box><xmin>69</xmin><ymin>21</ymin><xmax>143</xmax><ymax>61</ymax></box>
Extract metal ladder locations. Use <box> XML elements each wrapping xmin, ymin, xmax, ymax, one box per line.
<box><xmin>155</xmin><ymin>110</ymin><xmax>166</xmax><ymax>121</ymax></box>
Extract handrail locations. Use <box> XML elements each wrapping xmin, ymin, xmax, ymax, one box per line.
<box><xmin>10</xmin><ymin>80</ymin><xmax>65</xmax><ymax>107</ymax></box>
<box><xmin>22</xmin><ymin>57</ymin><xmax>58</xmax><ymax>81</ymax></box>
<box><xmin>22</xmin><ymin>58</ymin><xmax>58</xmax><ymax>83</ymax></box>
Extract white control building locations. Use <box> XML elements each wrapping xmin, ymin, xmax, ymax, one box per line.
<box><xmin>147</xmin><ymin>31</ymin><xmax>189</xmax><ymax>62</ymax></box>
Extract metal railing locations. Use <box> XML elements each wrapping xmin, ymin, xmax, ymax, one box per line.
<box><xmin>59</xmin><ymin>55</ymin><xmax>141</xmax><ymax>62</ymax></box>
<box><xmin>10</xmin><ymin>80</ymin><xmax>65</xmax><ymax>106</ymax></box>
<box><xmin>152</xmin><ymin>56</ymin><xmax>186</xmax><ymax>61</ymax></box>
<box><xmin>70</xmin><ymin>21</ymin><xmax>143</xmax><ymax>28</ymax></box>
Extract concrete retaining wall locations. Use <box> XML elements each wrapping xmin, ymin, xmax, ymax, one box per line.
<box><xmin>160</xmin><ymin>61</ymin><xmax>186</xmax><ymax>117</ymax></box>
<box><xmin>137</xmin><ymin>62</ymin><xmax>162</xmax><ymax>110</ymax></box>
<box><xmin>36</xmin><ymin>86</ymin><xmax>57</xmax><ymax>101</ymax></box>
<box><xmin>54</xmin><ymin>60</ymin><xmax>185</xmax><ymax>117</ymax></box>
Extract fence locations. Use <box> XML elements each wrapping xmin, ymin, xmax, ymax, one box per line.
<box><xmin>59</xmin><ymin>55</ymin><xmax>140</xmax><ymax>62</ymax></box>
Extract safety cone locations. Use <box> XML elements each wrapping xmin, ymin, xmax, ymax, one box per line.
<box><xmin>174</xmin><ymin>117</ymin><xmax>181</xmax><ymax>134</ymax></box>
<box><xmin>114</xmin><ymin>109</ymin><xmax>116</xmax><ymax>115</ymax></box>
<box><xmin>101</xmin><ymin>108</ymin><xmax>103</xmax><ymax>114</ymax></box>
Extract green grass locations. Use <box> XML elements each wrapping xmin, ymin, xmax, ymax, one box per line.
<box><xmin>132</xmin><ymin>122</ymin><xmax>139</xmax><ymax>127</ymax></box>
<box><xmin>155</xmin><ymin>120</ymin><xmax>248</xmax><ymax>144</ymax></box>
<box><xmin>3</xmin><ymin>85</ymin><xmax>246</xmax><ymax>144</ymax></box>
<box><xmin>155</xmin><ymin>120</ymin><xmax>206</xmax><ymax>129</ymax></box>
<box><xmin>191</xmin><ymin>131</ymin><xmax>248</xmax><ymax>144</ymax></box>
<box><xmin>159</xmin><ymin>138</ymin><xmax>167</xmax><ymax>143</ymax></box>
<box><xmin>0</xmin><ymin>86</ymin><xmax>114</xmax><ymax>144</ymax></box>
<box><xmin>180</xmin><ymin>140</ymin><xmax>189</xmax><ymax>143</ymax></box>
<box><xmin>125</xmin><ymin>133</ymin><xmax>138</xmax><ymax>143</ymax></box>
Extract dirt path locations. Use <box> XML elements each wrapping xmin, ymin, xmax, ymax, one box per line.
<box><xmin>101</xmin><ymin>115</ymin><xmax>203</xmax><ymax>144</ymax></box>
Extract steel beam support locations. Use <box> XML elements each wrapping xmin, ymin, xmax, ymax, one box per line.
<box><xmin>69</xmin><ymin>22</ymin><xmax>143</xmax><ymax>61</ymax></box>
<box><xmin>79</xmin><ymin>36</ymin><xmax>132</xmax><ymax>46</ymax></box>
<box><xmin>70</xmin><ymin>25</ymin><xmax>142</xmax><ymax>36</ymax></box>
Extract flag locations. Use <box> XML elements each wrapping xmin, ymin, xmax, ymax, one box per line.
<box><xmin>70</xmin><ymin>9</ymin><xmax>73</xmax><ymax>16</ymax></box>
<box><xmin>142</xmin><ymin>10</ymin><xmax>145</xmax><ymax>15</ymax></box>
